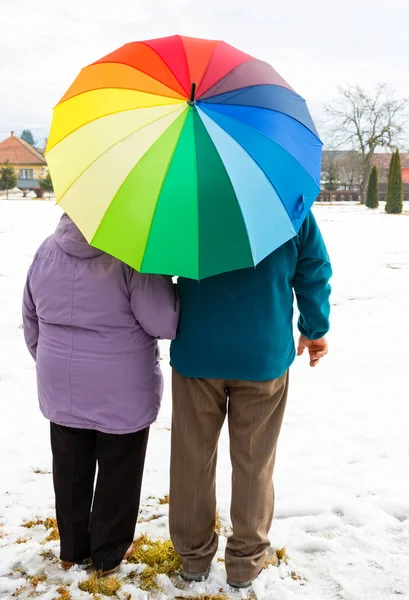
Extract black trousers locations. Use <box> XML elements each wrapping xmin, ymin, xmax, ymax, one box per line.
<box><xmin>50</xmin><ymin>422</ymin><xmax>149</xmax><ymax>572</ymax></box>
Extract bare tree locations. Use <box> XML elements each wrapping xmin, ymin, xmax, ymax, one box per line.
<box><xmin>326</xmin><ymin>84</ymin><xmax>407</xmax><ymax>201</ymax></box>
<box><xmin>321</xmin><ymin>151</ymin><xmax>341</xmax><ymax>190</ymax></box>
<box><xmin>340</xmin><ymin>151</ymin><xmax>364</xmax><ymax>191</ymax></box>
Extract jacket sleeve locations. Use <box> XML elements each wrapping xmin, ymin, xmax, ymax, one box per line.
<box><xmin>22</xmin><ymin>266</ymin><xmax>39</xmax><ymax>360</ymax></box>
<box><xmin>129</xmin><ymin>271</ymin><xmax>180</xmax><ymax>340</ymax></box>
<box><xmin>293</xmin><ymin>211</ymin><xmax>332</xmax><ymax>340</ymax></box>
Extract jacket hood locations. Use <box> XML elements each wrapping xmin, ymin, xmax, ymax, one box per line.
<box><xmin>54</xmin><ymin>214</ymin><xmax>103</xmax><ymax>259</ymax></box>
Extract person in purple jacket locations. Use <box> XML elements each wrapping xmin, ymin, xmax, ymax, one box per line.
<box><xmin>22</xmin><ymin>213</ymin><xmax>179</xmax><ymax>574</ymax></box>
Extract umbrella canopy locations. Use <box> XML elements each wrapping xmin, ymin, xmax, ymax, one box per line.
<box><xmin>46</xmin><ymin>35</ymin><xmax>322</xmax><ymax>280</ymax></box>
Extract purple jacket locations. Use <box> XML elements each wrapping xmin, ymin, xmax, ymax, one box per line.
<box><xmin>22</xmin><ymin>214</ymin><xmax>179</xmax><ymax>434</ymax></box>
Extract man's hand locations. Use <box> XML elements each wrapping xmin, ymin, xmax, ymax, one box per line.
<box><xmin>297</xmin><ymin>335</ymin><xmax>328</xmax><ymax>367</ymax></box>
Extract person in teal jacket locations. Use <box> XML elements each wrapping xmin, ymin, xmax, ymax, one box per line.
<box><xmin>169</xmin><ymin>211</ymin><xmax>332</xmax><ymax>590</ymax></box>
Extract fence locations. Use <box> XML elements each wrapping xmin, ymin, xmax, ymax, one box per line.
<box><xmin>317</xmin><ymin>187</ymin><xmax>409</xmax><ymax>203</ymax></box>
<box><xmin>317</xmin><ymin>191</ymin><xmax>361</xmax><ymax>202</ymax></box>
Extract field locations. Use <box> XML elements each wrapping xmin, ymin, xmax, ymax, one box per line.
<box><xmin>0</xmin><ymin>200</ymin><xmax>408</xmax><ymax>599</ymax></box>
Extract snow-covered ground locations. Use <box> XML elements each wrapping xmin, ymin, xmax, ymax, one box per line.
<box><xmin>0</xmin><ymin>200</ymin><xmax>409</xmax><ymax>600</ymax></box>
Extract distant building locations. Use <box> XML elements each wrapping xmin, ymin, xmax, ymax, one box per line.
<box><xmin>0</xmin><ymin>132</ymin><xmax>47</xmax><ymax>190</ymax></box>
<box><xmin>321</xmin><ymin>150</ymin><xmax>409</xmax><ymax>199</ymax></box>
<box><xmin>371</xmin><ymin>153</ymin><xmax>409</xmax><ymax>183</ymax></box>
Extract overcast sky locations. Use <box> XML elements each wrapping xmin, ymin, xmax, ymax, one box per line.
<box><xmin>1</xmin><ymin>0</ymin><xmax>408</xmax><ymax>146</ymax></box>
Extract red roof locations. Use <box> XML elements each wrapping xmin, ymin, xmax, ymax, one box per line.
<box><xmin>372</xmin><ymin>153</ymin><xmax>409</xmax><ymax>170</ymax></box>
<box><xmin>402</xmin><ymin>168</ymin><xmax>409</xmax><ymax>185</ymax></box>
<box><xmin>0</xmin><ymin>134</ymin><xmax>46</xmax><ymax>166</ymax></box>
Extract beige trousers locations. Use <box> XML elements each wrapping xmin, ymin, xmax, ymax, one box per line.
<box><xmin>169</xmin><ymin>369</ymin><xmax>289</xmax><ymax>583</ymax></box>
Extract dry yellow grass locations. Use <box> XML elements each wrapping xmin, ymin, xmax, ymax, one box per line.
<box><xmin>158</xmin><ymin>495</ymin><xmax>170</xmax><ymax>505</ymax></box>
<box><xmin>263</xmin><ymin>546</ymin><xmax>289</xmax><ymax>569</ymax></box>
<box><xmin>128</xmin><ymin>534</ymin><xmax>181</xmax><ymax>590</ymax></box>
<box><xmin>44</xmin><ymin>527</ymin><xmax>60</xmax><ymax>542</ymax></box>
<box><xmin>21</xmin><ymin>517</ymin><xmax>57</xmax><ymax>530</ymax></box>
<box><xmin>264</xmin><ymin>551</ymin><xmax>278</xmax><ymax>568</ymax></box>
<box><xmin>56</xmin><ymin>587</ymin><xmax>72</xmax><ymax>599</ymax></box>
<box><xmin>276</xmin><ymin>546</ymin><xmax>289</xmax><ymax>563</ymax></box>
<box><xmin>15</xmin><ymin>537</ymin><xmax>30</xmax><ymax>544</ymax></box>
<box><xmin>44</xmin><ymin>518</ymin><xmax>58</xmax><ymax>530</ymax></box>
<box><xmin>22</xmin><ymin>518</ymin><xmax>43</xmax><ymax>529</ymax></box>
<box><xmin>22</xmin><ymin>517</ymin><xmax>60</xmax><ymax>543</ymax></box>
<box><xmin>40</xmin><ymin>549</ymin><xmax>56</xmax><ymax>561</ymax></box>
<box><xmin>215</xmin><ymin>511</ymin><xmax>222</xmax><ymax>535</ymax></box>
<box><xmin>137</xmin><ymin>513</ymin><xmax>161</xmax><ymax>523</ymax></box>
<box><xmin>78</xmin><ymin>574</ymin><xmax>121</xmax><ymax>596</ymax></box>
<box><xmin>32</xmin><ymin>467</ymin><xmax>51</xmax><ymax>474</ymax></box>
<box><xmin>28</xmin><ymin>573</ymin><xmax>47</xmax><ymax>588</ymax></box>
<box><xmin>214</xmin><ymin>510</ymin><xmax>232</xmax><ymax>536</ymax></box>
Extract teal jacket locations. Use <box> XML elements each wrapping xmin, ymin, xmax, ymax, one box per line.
<box><xmin>171</xmin><ymin>212</ymin><xmax>332</xmax><ymax>381</ymax></box>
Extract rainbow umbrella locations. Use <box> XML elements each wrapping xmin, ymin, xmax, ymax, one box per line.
<box><xmin>46</xmin><ymin>35</ymin><xmax>322</xmax><ymax>280</ymax></box>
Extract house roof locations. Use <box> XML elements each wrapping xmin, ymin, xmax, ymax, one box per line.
<box><xmin>0</xmin><ymin>133</ymin><xmax>46</xmax><ymax>166</ymax></box>
<box><xmin>371</xmin><ymin>153</ymin><xmax>409</xmax><ymax>170</ymax></box>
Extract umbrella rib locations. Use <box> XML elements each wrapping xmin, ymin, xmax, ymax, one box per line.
<box><xmin>94</xmin><ymin>53</ymin><xmax>187</xmax><ymax>98</ymax></box>
<box><xmin>48</xmin><ymin>98</ymin><xmax>185</xmax><ymax>152</ymax></box>
<box><xmin>200</xmin><ymin>86</ymin><xmax>320</xmax><ymax>140</ymax></box>
<box><xmin>197</xmin><ymin>59</ymin><xmax>260</xmax><ymax>100</ymax></box>
<box><xmin>57</xmin><ymin>71</ymin><xmax>186</xmax><ymax>107</ymax></box>
<box><xmin>194</xmin><ymin>40</ymin><xmax>222</xmax><ymax>96</ymax></box>
<box><xmin>139</xmin><ymin>40</ymin><xmax>190</xmax><ymax>97</ymax></box>
<box><xmin>179</xmin><ymin>36</ymin><xmax>221</xmax><ymax>96</ymax></box>
<box><xmin>56</xmin><ymin>106</ymin><xmax>185</xmax><ymax>208</ymax></box>
<box><xmin>141</xmin><ymin>109</ymin><xmax>191</xmax><ymax>274</ymax></box>
<box><xmin>190</xmin><ymin>109</ymin><xmax>199</xmax><ymax>280</ymax></box>
<box><xmin>196</xmin><ymin>106</ymin><xmax>295</xmax><ymax>227</ymax></box>
<box><xmin>200</xmin><ymin>104</ymin><xmax>322</xmax><ymax>186</ymax></box>
<box><xmin>195</xmin><ymin>108</ymin><xmax>257</xmax><ymax>268</ymax></box>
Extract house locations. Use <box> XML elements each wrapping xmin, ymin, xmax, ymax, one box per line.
<box><xmin>0</xmin><ymin>132</ymin><xmax>47</xmax><ymax>191</ymax></box>
<box><xmin>371</xmin><ymin>153</ymin><xmax>409</xmax><ymax>183</ymax></box>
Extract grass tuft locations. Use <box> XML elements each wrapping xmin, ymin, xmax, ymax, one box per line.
<box><xmin>128</xmin><ymin>534</ymin><xmax>181</xmax><ymax>590</ymax></box>
<box><xmin>215</xmin><ymin>511</ymin><xmax>222</xmax><ymax>535</ymax></box>
<box><xmin>263</xmin><ymin>546</ymin><xmax>289</xmax><ymax>569</ymax></box>
<box><xmin>21</xmin><ymin>517</ymin><xmax>57</xmax><ymax>530</ymax></box>
<box><xmin>158</xmin><ymin>495</ymin><xmax>169</xmax><ymax>505</ymax></box>
<box><xmin>137</xmin><ymin>514</ymin><xmax>161</xmax><ymax>523</ymax></box>
<box><xmin>32</xmin><ymin>467</ymin><xmax>51</xmax><ymax>474</ymax></box>
<box><xmin>44</xmin><ymin>518</ymin><xmax>58</xmax><ymax>530</ymax></box>
<box><xmin>264</xmin><ymin>551</ymin><xmax>278</xmax><ymax>568</ymax></box>
<box><xmin>214</xmin><ymin>510</ymin><xmax>231</xmax><ymax>536</ymax></box>
<box><xmin>45</xmin><ymin>527</ymin><xmax>60</xmax><ymax>542</ymax></box>
<box><xmin>28</xmin><ymin>573</ymin><xmax>47</xmax><ymax>588</ymax></box>
<box><xmin>276</xmin><ymin>546</ymin><xmax>289</xmax><ymax>563</ymax></box>
<box><xmin>41</xmin><ymin>549</ymin><xmax>56</xmax><ymax>561</ymax></box>
<box><xmin>21</xmin><ymin>518</ymin><xmax>43</xmax><ymax>529</ymax></box>
<box><xmin>21</xmin><ymin>517</ymin><xmax>60</xmax><ymax>543</ymax></box>
<box><xmin>15</xmin><ymin>537</ymin><xmax>30</xmax><ymax>544</ymax></box>
<box><xmin>56</xmin><ymin>586</ymin><xmax>72</xmax><ymax>599</ymax></box>
<box><xmin>78</xmin><ymin>574</ymin><xmax>121</xmax><ymax>596</ymax></box>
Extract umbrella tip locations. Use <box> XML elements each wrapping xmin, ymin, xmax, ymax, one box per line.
<box><xmin>188</xmin><ymin>82</ymin><xmax>197</xmax><ymax>106</ymax></box>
